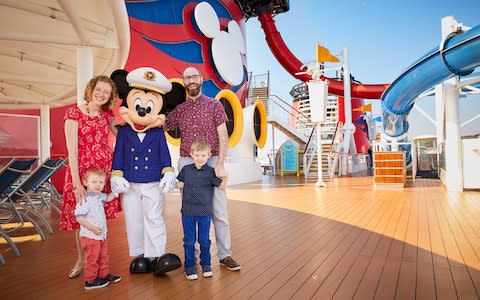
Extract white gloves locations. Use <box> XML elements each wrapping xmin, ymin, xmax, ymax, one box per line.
<box><xmin>110</xmin><ymin>176</ymin><xmax>130</xmax><ymax>195</ymax></box>
<box><xmin>111</xmin><ymin>173</ymin><xmax>175</xmax><ymax>195</ymax></box>
<box><xmin>159</xmin><ymin>172</ymin><xmax>176</xmax><ymax>194</ymax></box>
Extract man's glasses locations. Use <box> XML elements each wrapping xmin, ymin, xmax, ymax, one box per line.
<box><xmin>183</xmin><ymin>75</ymin><xmax>200</xmax><ymax>81</ymax></box>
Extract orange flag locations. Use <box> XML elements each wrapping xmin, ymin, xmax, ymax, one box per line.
<box><xmin>316</xmin><ymin>43</ymin><xmax>340</xmax><ymax>63</ymax></box>
<box><xmin>353</xmin><ymin>103</ymin><xmax>372</xmax><ymax>112</ymax></box>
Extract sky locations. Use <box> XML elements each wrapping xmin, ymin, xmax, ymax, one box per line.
<box><xmin>243</xmin><ymin>0</ymin><xmax>480</xmax><ymax>138</ymax></box>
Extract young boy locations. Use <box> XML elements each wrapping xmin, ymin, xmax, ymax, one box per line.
<box><xmin>75</xmin><ymin>167</ymin><xmax>121</xmax><ymax>290</ymax></box>
<box><xmin>176</xmin><ymin>140</ymin><xmax>228</xmax><ymax>280</ymax></box>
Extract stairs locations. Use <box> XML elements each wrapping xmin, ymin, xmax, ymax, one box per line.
<box><xmin>251</xmin><ymin>86</ymin><xmax>269</xmax><ymax>113</ymax></box>
<box><xmin>302</xmin><ymin>96</ymin><xmax>341</xmax><ymax>179</ymax></box>
<box><xmin>301</xmin><ymin>143</ymin><xmax>332</xmax><ymax>177</ymax></box>
<box><xmin>267</xmin><ymin>117</ymin><xmax>308</xmax><ymax>145</ymax></box>
<box><xmin>247</xmin><ymin>72</ymin><xmax>344</xmax><ymax>178</ymax></box>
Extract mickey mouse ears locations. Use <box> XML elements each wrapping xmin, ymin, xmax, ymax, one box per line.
<box><xmin>126</xmin><ymin>67</ymin><xmax>172</xmax><ymax>95</ymax></box>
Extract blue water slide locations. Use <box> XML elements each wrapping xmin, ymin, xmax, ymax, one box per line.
<box><xmin>381</xmin><ymin>24</ymin><xmax>480</xmax><ymax>137</ymax></box>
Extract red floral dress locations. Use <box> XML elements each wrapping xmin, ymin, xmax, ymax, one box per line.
<box><xmin>60</xmin><ymin>106</ymin><xmax>121</xmax><ymax>231</ymax></box>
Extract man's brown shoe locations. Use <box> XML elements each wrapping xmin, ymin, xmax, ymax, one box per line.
<box><xmin>220</xmin><ymin>256</ymin><xmax>241</xmax><ymax>271</ymax></box>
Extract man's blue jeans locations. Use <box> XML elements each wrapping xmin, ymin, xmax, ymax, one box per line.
<box><xmin>182</xmin><ymin>215</ymin><xmax>212</xmax><ymax>268</ymax></box>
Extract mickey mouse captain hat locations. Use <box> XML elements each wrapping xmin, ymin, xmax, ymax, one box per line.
<box><xmin>126</xmin><ymin>67</ymin><xmax>172</xmax><ymax>94</ymax></box>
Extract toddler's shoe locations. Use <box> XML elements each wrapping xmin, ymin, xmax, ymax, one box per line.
<box><xmin>101</xmin><ymin>273</ymin><xmax>122</xmax><ymax>283</ymax></box>
<box><xmin>84</xmin><ymin>278</ymin><xmax>109</xmax><ymax>290</ymax></box>
<box><xmin>202</xmin><ymin>265</ymin><xmax>213</xmax><ymax>278</ymax></box>
<box><xmin>184</xmin><ymin>267</ymin><xmax>198</xmax><ymax>280</ymax></box>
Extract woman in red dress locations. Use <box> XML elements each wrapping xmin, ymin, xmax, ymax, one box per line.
<box><xmin>60</xmin><ymin>75</ymin><xmax>121</xmax><ymax>278</ymax></box>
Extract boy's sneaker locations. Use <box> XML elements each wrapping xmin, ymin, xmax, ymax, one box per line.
<box><xmin>220</xmin><ymin>256</ymin><xmax>241</xmax><ymax>271</ymax></box>
<box><xmin>202</xmin><ymin>265</ymin><xmax>213</xmax><ymax>278</ymax></box>
<box><xmin>102</xmin><ymin>273</ymin><xmax>121</xmax><ymax>283</ymax></box>
<box><xmin>84</xmin><ymin>278</ymin><xmax>109</xmax><ymax>290</ymax></box>
<box><xmin>184</xmin><ymin>267</ymin><xmax>198</xmax><ymax>280</ymax></box>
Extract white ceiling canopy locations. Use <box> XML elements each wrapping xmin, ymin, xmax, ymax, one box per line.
<box><xmin>0</xmin><ymin>0</ymin><xmax>130</xmax><ymax>109</ymax></box>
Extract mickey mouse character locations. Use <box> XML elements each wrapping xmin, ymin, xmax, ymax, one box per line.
<box><xmin>110</xmin><ymin>67</ymin><xmax>181</xmax><ymax>275</ymax></box>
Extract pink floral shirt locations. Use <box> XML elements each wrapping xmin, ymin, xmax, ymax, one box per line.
<box><xmin>166</xmin><ymin>95</ymin><xmax>228</xmax><ymax>157</ymax></box>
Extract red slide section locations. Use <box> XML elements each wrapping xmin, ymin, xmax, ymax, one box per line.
<box><xmin>258</xmin><ymin>13</ymin><xmax>389</xmax><ymax>99</ymax></box>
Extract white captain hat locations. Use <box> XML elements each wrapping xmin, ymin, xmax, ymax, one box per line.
<box><xmin>126</xmin><ymin>67</ymin><xmax>172</xmax><ymax>94</ymax></box>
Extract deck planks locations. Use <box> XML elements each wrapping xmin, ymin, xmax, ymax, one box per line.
<box><xmin>0</xmin><ymin>176</ymin><xmax>479</xmax><ymax>300</ymax></box>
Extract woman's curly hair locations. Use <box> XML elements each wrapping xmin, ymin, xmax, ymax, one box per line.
<box><xmin>83</xmin><ymin>75</ymin><xmax>118</xmax><ymax>110</ymax></box>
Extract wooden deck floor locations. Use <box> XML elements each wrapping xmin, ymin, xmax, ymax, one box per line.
<box><xmin>1</xmin><ymin>176</ymin><xmax>480</xmax><ymax>300</ymax></box>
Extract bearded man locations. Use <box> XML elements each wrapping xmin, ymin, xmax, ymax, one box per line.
<box><xmin>165</xmin><ymin>67</ymin><xmax>241</xmax><ymax>271</ymax></box>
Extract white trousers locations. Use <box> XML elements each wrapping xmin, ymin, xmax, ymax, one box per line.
<box><xmin>178</xmin><ymin>156</ymin><xmax>232</xmax><ymax>260</ymax></box>
<box><xmin>121</xmin><ymin>182</ymin><xmax>166</xmax><ymax>258</ymax></box>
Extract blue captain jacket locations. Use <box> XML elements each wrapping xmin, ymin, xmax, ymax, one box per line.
<box><xmin>112</xmin><ymin>125</ymin><xmax>173</xmax><ymax>183</ymax></box>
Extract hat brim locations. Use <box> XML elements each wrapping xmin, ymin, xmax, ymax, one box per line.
<box><xmin>130</xmin><ymin>83</ymin><xmax>167</xmax><ymax>95</ymax></box>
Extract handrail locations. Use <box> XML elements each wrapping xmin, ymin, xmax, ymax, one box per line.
<box><xmin>303</xmin><ymin>126</ymin><xmax>316</xmax><ymax>153</ymax></box>
<box><xmin>246</xmin><ymin>94</ymin><xmax>313</xmax><ymax>130</ymax></box>
<box><xmin>270</xmin><ymin>95</ymin><xmax>312</xmax><ymax>124</ymax></box>
<box><xmin>329</xmin><ymin>121</ymin><xmax>343</xmax><ymax>156</ymax></box>
<box><xmin>246</xmin><ymin>71</ymin><xmax>253</xmax><ymax>101</ymax></box>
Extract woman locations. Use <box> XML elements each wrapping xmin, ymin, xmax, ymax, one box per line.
<box><xmin>60</xmin><ymin>75</ymin><xmax>122</xmax><ymax>279</ymax></box>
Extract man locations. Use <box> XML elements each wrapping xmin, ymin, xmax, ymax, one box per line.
<box><xmin>166</xmin><ymin>67</ymin><xmax>241</xmax><ymax>271</ymax></box>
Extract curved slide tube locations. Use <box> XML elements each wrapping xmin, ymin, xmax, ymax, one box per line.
<box><xmin>258</xmin><ymin>11</ymin><xmax>480</xmax><ymax>138</ymax></box>
<box><xmin>381</xmin><ymin>24</ymin><xmax>480</xmax><ymax>137</ymax></box>
<box><xmin>257</xmin><ymin>12</ymin><xmax>389</xmax><ymax>99</ymax></box>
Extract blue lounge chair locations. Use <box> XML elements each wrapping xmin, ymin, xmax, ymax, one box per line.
<box><xmin>0</xmin><ymin>158</ymin><xmax>45</xmax><ymax>259</ymax></box>
<box><xmin>12</xmin><ymin>158</ymin><xmax>66</xmax><ymax>214</ymax></box>
<box><xmin>8</xmin><ymin>158</ymin><xmax>66</xmax><ymax>234</ymax></box>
